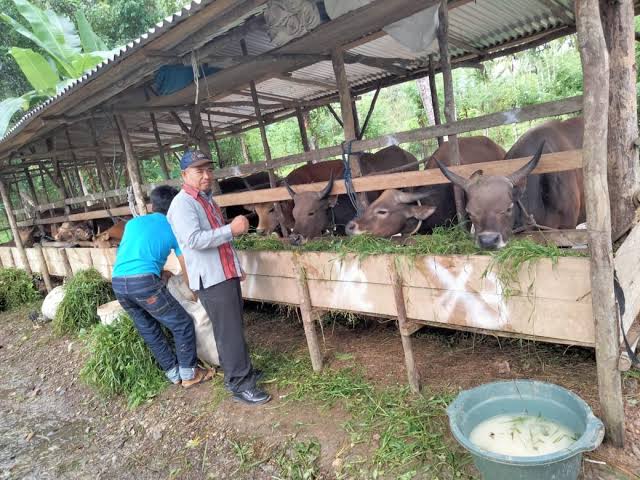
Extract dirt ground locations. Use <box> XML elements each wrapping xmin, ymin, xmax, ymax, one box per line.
<box><xmin>1</xmin><ymin>302</ymin><xmax>639</xmax><ymax>479</ymax></box>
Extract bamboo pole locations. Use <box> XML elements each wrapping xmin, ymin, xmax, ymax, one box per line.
<box><xmin>241</xmin><ymin>38</ymin><xmax>289</xmax><ymax>237</ymax></box>
<box><xmin>428</xmin><ymin>55</ymin><xmax>444</xmax><ymax>147</ymax></box>
<box><xmin>388</xmin><ymin>258</ymin><xmax>420</xmax><ymax>393</ymax></box>
<box><xmin>332</xmin><ymin>47</ymin><xmax>368</xmax><ymax>209</ymax></box>
<box><xmin>437</xmin><ymin>0</ymin><xmax>465</xmax><ymax>222</ymax></box>
<box><xmin>599</xmin><ymin>0</ymin><xmax>640</xmax><ymax>240</ymax></box>
<box><xmin>34</xmin><ymin>244</ymin><xmax>52</xmax><ymax>293</ymax></box>
<box><xmin>575</xmin><ymin>0</ymin><xmax>625</xmax><ymax>447</ymax></box>
<box><xmin>114</xmin><ymin>115</ymin><xmax>148</xmax><ymax>216</ymax></box>
<box><xmin>0</xmin><ymin>179</ymin><xmax>31</xmax><ymax>274</ymax></box>
<box><xmin>150</xmin><ymin>113</ymin><xmax>171</xmax><ymax>180</ymax></box>
<box><xmin>295</xmin><ymin>260</ymin><xmax>323</xmax><ymax>372</ymax></box>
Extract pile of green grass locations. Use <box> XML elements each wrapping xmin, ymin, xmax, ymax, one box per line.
<box><xmin>80</xmin><ymin>314</ymin><xmax>167</xmax><ymax>408</ymax></box>
<box><xmin>0</xmin><ymin>267</ymin><xmax>41</xmax><ymax>311</ymax></box>
<box><xmin>53</xmin><ymin>268</ymin><xmax>114</xmax><ymax>336</ymax></box>
<box><xmin>251</xmin><ymin>349</ymin><xmax>471</xmax><ymax>478</ymax></box>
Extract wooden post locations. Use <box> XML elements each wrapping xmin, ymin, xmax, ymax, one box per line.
<box><xmin>114</xmin><ymin>115</ymin><xmax>148</xmax><ymax>216</ymax></box>
<box><xmin>188</xmin><ymin>107</ymin><xmax>222</xmax><ymax>195</ymax></box>
<box><xmin>88</xmin><ymin>119</ymin><xmax>115</xmax><ymax>209</ymax></box>
<box><xmin>600</xmin><ymin>0</ymin><xmax>640</xmax><ymax>240</ymax></box>
<box><xmin>0</xmin><ymin>179</ymin><xmax>31</xmax><ymax>274</ymax></box>
<box><xmin>576</xmin><ymin>0</ymin><xmax>625</xmax><ymax>447</ymax></box>
<box><xmin>351</xmin><ymin>99</ymin><xmax>361</xmax><ymax>140</ymax></box>
<box><xmin>295</xmin><ymin>260</ymin><xmax>323</xmax><ymax>372</ymax></box>
<box><xmin>38</xmin><ymin>164</ymin><xmax>53</xmax><ymax>216</ymax></box>
<box><xmin>437</xmin><ymin>0</ymin><xmax>465</xmax><ymax>223</ymax></box>
<box><xmin>296</xmin><ymin>107</ymin><xmax>311</xmax><ymax>153</ymax></box>
<box><xmin>46</xmin><ymin>137</ymin><xmax>71</xmax><ymax>216</ymax></box>
<box><xmin>23</xmin><ymin>167</ymin><xmax>46</xmax><ymax>237</ymax></box>
<box><xmin>150</xmin><ymin>113</ymin><xmax>171</xmax><ymax>180</ymax></box>
<box><xmin>428</xmin><ymin>55</ymin><xmax>444</xmax><ymax>147</ymax></box>
<box><xmin>388</xmin><ymin>258</ymin><xmax>420</xmax><ymax>393</ymax></box>
<box><xmin>34</xmin><ymin>244</ymin><xmax>52</xmax><ymax>293</ymax></box>
<box><xmin>64</xmin><ymin>127</ymin><xmax>88</xmax><ymax>212</ymax></box>
<box><xmin>59</xmin><ymin>248</ymin><xmax>74</xmax><ymax>278</ymax></box>
<box><xmin>241</xmin><ymin>38</ymin><xmax>289</xmax><ymax>237</ymax></box>
<box><xmin>331</xmin><ymin>47</ymin><xmax>368</xmax><ymax>209</ymax></box>
<box><xmin>358</xmin><ymin>84</ymin><xmax>381</xmax><ymax>140</ymax></box>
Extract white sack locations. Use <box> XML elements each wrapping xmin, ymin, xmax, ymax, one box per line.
<box><xmin>41</xmin><ymin>285</ymin><xmax>66</xmax><ymax>321</ymax></box>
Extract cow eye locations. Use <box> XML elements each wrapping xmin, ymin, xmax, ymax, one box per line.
<box><xmin>268</xmin><ymin>207</ymin><xmax>275</xmax><ymax>213</ymax></box>
<box><xmin>308</xmin><ymin>212</ymin><xmax>314</xmax><ymax>216</ymax></box>
<box><xmin>376</xmin><ymin>209</ymin><xmax>388</xmax><ymax>216</ymax></box>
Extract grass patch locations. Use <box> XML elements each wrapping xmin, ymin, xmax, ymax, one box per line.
<box><xmin>0</xmin><ymin>267</ymin><xmax>40</xmax><ymax>311</ymax></box>
<box><xmin>80</xmin><ymin>314</ymin><xmax>167</xmax><ymax>408</ymax></box>
<box><xmin>275</xmin><ymin>438</ymin><xmax>321</xmax><ymax>480</ymax></box>
<box><xmin>53</xmin><ymin>268</ymin><xmax>114</xmax><ymax>336</ymax></box>
<box><xmin>252</xmin><ymin>348</ymin><xmax>472</xmax><ymax>478</ymax></box>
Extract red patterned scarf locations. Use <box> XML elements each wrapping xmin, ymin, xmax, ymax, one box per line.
<box><xmin>183</xmin><ymin>184</ymin><xmax>238</xmax><ymax>280</ymax></box>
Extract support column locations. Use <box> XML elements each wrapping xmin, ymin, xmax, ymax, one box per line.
<box><xmin>34</xmin><ymin>244</ymin><xmax>52</xmax><ymax>293</ymax></box>
<box><xmin>600</xmin><ymin>0</ymin><xmax>640</xmax><ymax>240</ymax></box>
<box><xmin>88</xmin><ymin>119</ymin><xmax>115</xmax><ymax>208</ymax></box>
<box><xmin>331</xmin><ymin>47</ymin><xmax>368</xmax><ymax>209</ymax></box>
<box><xmin>150</xmin><ymin>113</ymin><xmax>171</xmax><ymax>180</ymax></box>
<box><xmin>576</xmin><ymin>0</ymin><xmax>625</xmax><ymax>447</ymax></box>
<box><xmin>428</xmin><ymin>55</ymin><xmax>444</xmax><ymax>147</ymax></box>
<box><xmin>114</xmin><ymin>115</ymin><xmax>148</xmax><ymax>216</ymax></box>
<box><xmin>437</xmin><ymin>0</ymin><xmax>465</xmax><ymax>222</ymax></box>
<box><xmin>0</xmin><ymin>179</ymin><xmax>31</xmax><ymax>274</ymax></box>
<box><xmin>295</xmin><ymin>259</ymin><xmax>323</xmax><ymax>372</ymax></box>
<box><xmin>242</xmin><ymin>38</ymin><xmax>289</xmax><ymax>237</ymax></box>
<box><xmin>64</xmin><ymin>127</ymin><xmax>88</xmax><ymax>212</ymax></box>
<box><xmin>188</xmin><ymin>107</ymin><xmax>222</xmax><ymax>195</ymax></box>
<box><xmin>46</xmin><ymin>137</ymin><xmax>71</xmax><ymax>216</ymax></box>
<box><xmin>358</xmin><ymin>84</ymin><xmax>381</xmax><ymax>140</ymax></box>
<box><xmin>296</xmin><ymin>107</ymin><xmax>311</xmax><ymax>153</ymax></box>
<box><xmin>23</xmin><ymin>167</ymin><xmax>45</xmax><ymax>237</ymax></box>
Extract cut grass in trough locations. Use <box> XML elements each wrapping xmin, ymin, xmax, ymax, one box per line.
<box><xmin>53</xmin><ymin>268</ymin><xmax>114</xmax><ymax>336</ymax></box>
<box><xmin>80</xmin><ymin>313</ymin><xmax>167</xmax><ymax>408</ymax></box>
<box><xmin>251</xmin><ymin>348</ymin><xmax>473</xmax><ymax>479</ymax></box>
<box><xmin>0</xmin><ymin>267</ymin><xmax>41</xmax><ymax>311</ymax></box>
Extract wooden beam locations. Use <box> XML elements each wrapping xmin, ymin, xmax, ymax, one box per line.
<box><xmin>114</xmin><ymin>115</ymin><xmax>148</xmax><ymax>215</ymax></box>
<box><xmin>296</xmin><ymin>107</ymin><xmax>311</xmax><ymax>153</ymax></box>
<box><xmin>428</xmin><ymin>55</ymin><xmax>444</xmax><ymax>147</ymax></box>
<box><xmin>34</xmin><ymin>244</ymin><xmax>52</xmax><ymax>293</ymax></box>
<box><xmin>150</xmin><ymin>113</ymin><xmax>171</xmax><ymax>180</ymax></box>
<box><xmin>188</xmin><ymin>107</ymin><xmax>222</xmax><ymax>195</ymax></box>
<box><xmin>437</xmin><ymin>0</ymin><xmax>465</xmax><ymax>223</ymax></box>
<box><xmin>358</xmin><ymin>83</ymin><xmax>381</xmax><ymax>140</ymax></box>
<box><xmin>294</xmin><ymin>261</ymin><xmax>323</xmax><ymax>372</ymax></box>
<box><xmin>325</xmin><ymin>104</ymin><xmax>343</xmax><ymax>128</ymax></box>
<box><xmin>88</xmin><ymin>118</ymin><xmax>115</xmax><ymax>209</ymax></box>
<box><xmin>242</xmin><ymin>38</ymin><xmax>289</xmax><ymax>237</ymax></box>
<box><xmin>276</xmin><ymin>73</ymin><xmax>335</xmax><ymax>90</ymax></box>
<box><xmin>600</xmin><ymin>0</ymin><xmax>640</xmax><ymax>240</ymax></box>
<box><xmin>576</xmin><ymin>0</ymin><xmax>625</xmax><ymax>447</ymax></box>
<box><xmin>0</xmin><ymin>179</ymin><xmax>31</xmax><ymax>274</ymax></box>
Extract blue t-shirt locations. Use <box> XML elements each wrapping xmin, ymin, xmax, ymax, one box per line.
<box><xmin>112</xmin><ymin>213</ymin><xmax>182</xmax><ymax>278</ymax></box>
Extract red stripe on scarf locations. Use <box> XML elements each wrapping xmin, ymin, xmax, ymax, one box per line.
<box><xmin>183</xmin><ymin>185</ymin><xmax>238</xmax><ymax>280</ymax></box>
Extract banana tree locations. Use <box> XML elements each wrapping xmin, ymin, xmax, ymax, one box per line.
<box><xmin>0</xmin><ymin>0</ymin><xmax>118</xmax><ymax>137</ymax></box>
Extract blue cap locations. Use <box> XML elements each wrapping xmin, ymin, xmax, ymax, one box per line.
<box><xmin>180</xmin><ymin>150</ymin><xmax>212</xmax><ymax>171</ymax></box>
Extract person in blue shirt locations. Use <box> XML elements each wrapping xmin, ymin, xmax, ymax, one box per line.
<box><xmin>111</xmin><ymin>185</ymin><xmax>213</xmax><ymax>389</ymax></box>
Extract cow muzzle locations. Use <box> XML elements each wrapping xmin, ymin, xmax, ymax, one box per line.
<box><xmin>345</xmin><ymin>221</ymin><xmax>361</xmax><ymax>236</ymax></box>
<box><xmin>477</xmin><ymin>231</ymin><xmax>506</xmax><ymax>250</ymax></box>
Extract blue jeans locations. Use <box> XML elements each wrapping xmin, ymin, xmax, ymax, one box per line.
<box><xmin>112</xmin><ymin>274</ymin><xmax>197</xmax><ymax>382</ymax></box>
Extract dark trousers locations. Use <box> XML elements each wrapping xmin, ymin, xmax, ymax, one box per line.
<box><xmin>197</xmin><ymin>278</ymin><xmax>257</xmax><ymax>392</ymax></box>
<box><xmin>112</xmin><ymin>274</ymin><xmax>197</xmax><ymax>373</ymax></box>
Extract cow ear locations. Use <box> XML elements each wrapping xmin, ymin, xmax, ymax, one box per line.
<box><xmin>407</xmin><ymin>205</ymin><xmax>436</xmax><ymax>220</ymax></box>
<box><xmin>469</xmin><ymin>169</ymin><xmax>484</xmax><ymax>183</ymax></box>
<box><xmin>327</xmin><ymin>195</ymin><xmax>339</xmax><ymax>208</ymax></box>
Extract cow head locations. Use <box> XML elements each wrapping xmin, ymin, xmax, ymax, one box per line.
<box><xmin>54</xmin><ymin>221</ymin><xmax>93</xmax><ymax>243</ymax></box>
<box><xmin>435</xmin><ymin>141</ymin><xmax>545</xmax><ymax>249</ymax></box>
<box><xmin>243</xmin><ymin>203</ymin><xmax>278</xmax><ymax>235</ymax></box>
<box><xmin>285</xmin><ymin>173</ymin><xmax>337</xmax><ymax>242</ymax></box>
<box><xmin>345</xmin><ymin>189</ymin><xmax>436</xmax><ymax>237</ymax></box>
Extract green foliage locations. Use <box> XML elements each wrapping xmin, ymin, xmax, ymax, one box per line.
<box><xmin>275</xmin><ymin>438</ymin><xmax>321</xmax><ymax>480</ymax></box>
<box><xmin>53</xmin><ymin>268</ymin><xmax>114</xmax><ymax>336</ymax></box>
<box><xmin>80</xmin><ymin>313</ymin><xmax>167</xmax><ymax>408</ymax></box>
<box><xmin>0</xmin><ymin>267</ymin><xmax>40</xmax><ymax>311</ymax></box>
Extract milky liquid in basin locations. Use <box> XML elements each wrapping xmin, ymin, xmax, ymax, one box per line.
<box><xmin>469</xmin><ymin>414</ymin><xmax>579</xmax><ymax>457</ymax></box>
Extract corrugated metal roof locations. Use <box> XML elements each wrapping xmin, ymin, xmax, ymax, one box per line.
<box><xmin>0</xmin><ymin>0</ymin><xmax>581</xmax><ymax>163</ymax></box>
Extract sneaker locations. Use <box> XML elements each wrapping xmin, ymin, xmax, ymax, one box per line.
<box><xmin>181</xmin><ymin>367</ymin><xmax>215</xmax><ymax>389</ymax></box>
<box><xmin>232</xmin><ymin>387</ymin><xmax>272</xmax><ymax>405</ymax></box>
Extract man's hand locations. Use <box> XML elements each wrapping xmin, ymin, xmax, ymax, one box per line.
<box><xmin>230</xmin><ymin>215</ymin><xmax>250</xmax><ymax>236</ymax></box>
<box><xmin>161</xmin><ymin>270</ymin><xmax>174</xmax><ymax>283</ymax></box>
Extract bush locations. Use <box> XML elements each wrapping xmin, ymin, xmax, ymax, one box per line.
<box><xmin>53</xmin><ymin>268</ymin><xmax>114</xmax><ymax>336</ymax></box>
<box><xmin>0</xmin><ymin>268</ymin><xmax>40</xmax><ymax>311</ymax></box>
<box><xmin>80</xmin><ymin>314</ymin><xmax>167</xmax><ymax>408</ymax></box>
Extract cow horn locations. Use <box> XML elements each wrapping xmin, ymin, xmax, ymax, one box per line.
<box><xmin>507</xmin><ymin>140</ymin><xmax>546</xmax><ymax>186</ymax></box>
<box><xmin>319</xmin><ymin>172</ymin><xmax>335</xmax><ymax>199</ymax></box>
<box><xmin>395</xmin><ymin>190</ymin><xmax>433</xmax><ymax>204</ymax></box>
<box><xmin>435</xmin><ymin>159</ymin><xmax>470</xmax><ymax>191</ymax></box>
<box><xmin>284</xmin><ymin>180</ymin><xmax>297</xmax><ymax>198</ymax></box>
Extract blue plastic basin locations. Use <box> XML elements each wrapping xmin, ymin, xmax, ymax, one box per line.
<box><xmin>446</xmin><ymin>380</ymin><xmax>605</xmax><ymax>480</ymax></box>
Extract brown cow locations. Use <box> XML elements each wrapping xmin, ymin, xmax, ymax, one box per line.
<box><xmin>345</xmin><ymin>137</ymin><xmax>507</xmax><ymax>237</ymax></box>
<box><xmin>250</xmin><ymin>145</ymin><xmax>419</xmax><ymax>238</ymax></box>
<box><xmin>54</xmin><ymin>221</ymin><xmax>94</xmax><ymax>242</ymax></box>
<box><xmin>93</xmin><ymin>220</ymin><xmax>127</xmax><ymax>248</ymax></box>
<box><xmin>436</xmin><ymin>117</ymin><xmax>584</xmax><ymax>249</ymax></box>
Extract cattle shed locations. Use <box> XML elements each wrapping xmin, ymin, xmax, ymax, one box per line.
<box><xmin>0</xmin><ymin>0</ymin><xmax>639</xmax><ymax>447</ymax></box>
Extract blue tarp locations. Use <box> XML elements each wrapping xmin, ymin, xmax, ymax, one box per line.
<box><xmin>152</xmin><ymin>64</ymin><xmax>220</xmax><ymax>96</ymax></box>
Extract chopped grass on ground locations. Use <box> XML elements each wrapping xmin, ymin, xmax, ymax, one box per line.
<box><xmin>53</xmin><ymin>268</ymin><xmax>114</xmax><ymax>336</ymax></box>
<box><xmin>251</xmin><ymin>348</ymin><xmax>473</xmax><ymax>478</ymax></box>
<box><xmin>275</xmin><ymin>438</ymin><xmax>321</xmax><ymax>480</ymax></box>
<box><xmin>80</xmin><ymin>314</ymin><xmax>167</xmax><ymax>408</ymax></box>
<box><xmin>0</xmin><ymin>267</ymin><xmax>41</xmax><ymax>311</ymax></box>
